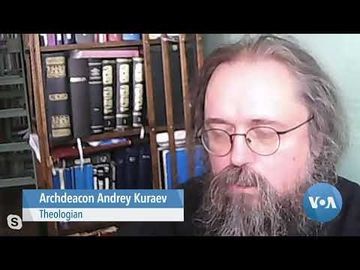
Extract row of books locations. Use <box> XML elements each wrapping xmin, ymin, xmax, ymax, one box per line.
<box><xmin>52</xmin><ymin>142</ymin><xmax>206</xmax><ymax>190</ymax></box>
<box><xmin>40</xmin><ymin>34</ymin><xmax>180</xmax><ymax>47</ymax></box>
<box><xmin>44</xmin><ymin>39</ymin><xmax>199</xmax><ymax>145</ymax></box>
<box><xmin>52</xmin><ymin>144</ymin><xmax>153</xmax><ymax>190</ymax></box>
<box><xmin>43</xmin><ymin>49</ymin><xmax>146</xmax><ymax>143</ymax></box>
<box><xmin>40</xmin><ymin>34</ymin><xmax>142</xmax><ymax>47</ymax></box>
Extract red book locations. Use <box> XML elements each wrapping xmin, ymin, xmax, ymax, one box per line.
<box><xmin>107</xmin><ymin>34</ymin><xmax>121</xmax><ymax>42</ymax></box>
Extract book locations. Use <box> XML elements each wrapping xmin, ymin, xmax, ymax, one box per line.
<box><xmin>62</xmin><ymin>34</ymin><xmax>76</xmax><ymax>44</ymax></box>
<box><xmin>161</xmin><ymin>144</ymin><xmax>206</xmax><ymax>189</ymax></box>
<box><xmin>137</xmin><ymin>144</ymin><xmax>152</xmax><ymax>189</ymax></box>
<box><xmin>47</xmin><ymin>34</ymin><xmax>56</xmax><ymax>46</ymax></box>
<box><xmin>107</xmin><ymin>34</ymin><xmax>121</xmax><ymax>42</ymax></box>
<box><xmin>39</xmin><ymin>34</ymin><xmax>47</xmax><ymax>46</ymax></box>
<box><xmin>150</xmin><ymin>38</ymin><xmax>198</xmax><ymax>128</ymax></box>
<box><xmin>115</xmin><ymin>58</ymin><xmax>132</xmax><ymax>129</ymax></box>
<box><xmin>68</xmin><ymin>56</ymin><xmax>91</xmax><ymax>138</ymax></box>
<box><xmin>72</xmin><ymin>164</ymin><xmax>93</xmax><ymax>189</ymax></box>
<box><xmin>42</xmin><ymin>53</ymin><xmax>72</xmax><ymax>143</ymax></box>
<box><xmin>102</xmin><ymin>59</ymin><xmax>116</xmax><ymax>131</ymax></box>
<box><xmin>95</xmin><ymin>34</ymin><xmax>107</xmax><ymax>43</ymax></box>
<box><xmin>55</xmin><ymin>34</ymin><xmax>63</xmax><ymax>45</ymax></box>
<box><xmin>113</xmin><ymin>149</ymin><xmax>127</xmax><ymax>189</ymax></box>
<box><xmin>124</xmin><ymin>146</ymin><xmax>139</xmax><ymax>189</ymax></box>
<box><xmin>132</xmin><ymin>57</ymin><xmax>145</xmax><ymax>127</ymax></box>
<box><xmin>88</xmin><ymin>59</ymin><xmax>104</xmax><ymax>134</ymax></box>
<box><xmin>122</xmin><ymin>34</ymin><xmax>141</xmax><ymax>41</ymax></box>
<box><xmin>75</xmin><ymin>34</ymin><xmax>94</xmax><ymax>44</ymax></box>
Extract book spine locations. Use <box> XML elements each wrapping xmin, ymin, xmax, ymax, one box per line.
<box><xmin>116</xmin><ymin>58</ymin><xmax>132</xmax><ymax>129</ymax></box>
<box><xmin>107</xmin><ymin>34</ymin><xmax>121</xmax><ymax>42</ymax></box>
<box><xmin>47</xmin><ymin>34</ymin><xmax>56</xmax><ymax>46</ymax></box>
<box><xmin>88</xmin><ymin>59</ymin><xmax>104</xmax><ymax>134</ymax></box>
<box><xmin>122</xmin><ymin>34</ymin><xmax>141</xmax><ymax>41</ymax></box>
<box><xmin>125</xmin><ymin>146</ymin><xmax>139</xmax><ymax>189</ymax></box>
<box><xmin>40</xmin><ymin>34</ymin><xmax>48</xmax><ymax>46</ymax></box>
<box><xmin>95</xmin><ymin>34</ymin><xmax>107</xmax><ymax>43</ymax></box>
<box><xmin>132</xmin><ymin>57</ymin><xmax>145</xmax><ymax>127</ymax></box>
<box><xmin>55</xmin><ymin>34</ymin><xmax>63</xmax><ymax>45</ymax></box>
<box><xmin>42</xmin><ymin>53</ymin><xmax>72</xmax><ymax>143</ymax></box>
<box><xmin>75</xmin><ymin>34</ymin><xmax>94</xmax><ymax>44</ymax></box>
<box><xmin>102</xmin><ymin>59</ymin><xmax>116</xmax><ymax>131</ymax></box>
<box><xmin>68</xmin><ymin>57</ymin><xmax>91</xmax><ymax>138</ymax></box>
<box><xmin>62</xmin><ymin>34</ymin><xmax>76</xmax><ymax>44</ymax></box>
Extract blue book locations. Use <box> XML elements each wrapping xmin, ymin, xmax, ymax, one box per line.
<box><xmin>52</xmin><ymin>171</ymin><xmax>61</xmax><ymax>189</ymax></box>
<box><xmin>163</xmin><ymin>145</ymin><xmax>206</xmax><ymax>189</ymax></box>
<box><xmin>72</xmin><ymin>164</ymin><xmax>94</xmax><ymax>189</ymax></box>
<box><xmin>64</xmin><ymin>168</ymin><xmax>74</xmax><ymax>189</ymax></box>
<box><xmin>122</xmin><ymin>34</ymin><xmax>141</xmax><ymax>41</ymax></box>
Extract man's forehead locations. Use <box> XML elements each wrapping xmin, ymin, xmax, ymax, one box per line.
<box><xmin>204</xmin><ymin>59</ymin><xmax>308</xmax><ymax>126</ymax></box>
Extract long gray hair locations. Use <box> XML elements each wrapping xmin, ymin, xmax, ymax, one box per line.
<box><xmin>192</xmin><ymin>34</ymin><xmax>349</xmax><ymax>183</ymax></box>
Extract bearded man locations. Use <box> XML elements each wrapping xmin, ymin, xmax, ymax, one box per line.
<box><xmin>118</xmin><ymin>34</ymin><xmax>360</xmax><ymax>236</ymax></box>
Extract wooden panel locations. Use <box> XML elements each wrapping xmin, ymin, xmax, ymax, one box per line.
<box><xmin>161</xmin><ymin>35</ymin><xmax>178</xmax><ymax>188</ymax></box>
<box><xmin>27</xmin><ymin>34</ymin><xmax>52</xmax><ymax>189</ymax></box>
<box><xmin>196</xmin><ymin>34</ymin><xmax>204</xmax><ymax>71</ymax></box>
<box><xmin>142</xmin><ymin>34</ymin><xmax>161</xmax><ymax>189</ymax></box>
<box><xmin>179</xmin><ymin>34</ymin><xmax>195</xmax><ymax>178</ymax></box>
<box><xmin>23</xmin><ymin>36</ymin><xmax>37</xmax><ymax>132</ymax></box>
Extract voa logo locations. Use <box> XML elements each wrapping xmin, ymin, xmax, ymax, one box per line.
<box><xmin>303</xmin><ymin>183</ymin><xmax>343</xmax><ymax>223</ymax></box>
<box><xmin>308</xmin><ymin>196</ymin><xmax>337</xmax><ymax>209</ymax></box>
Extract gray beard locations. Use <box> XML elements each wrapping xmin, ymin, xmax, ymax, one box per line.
<box><xmin>194</xmin><ymin>164</ymin><xmax>323</xmax><ymax>236</ymax></box>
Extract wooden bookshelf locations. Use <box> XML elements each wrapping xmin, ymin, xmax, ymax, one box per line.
<box><xmin>25</xmin><ymin>33</ymin><xmax>204</xmax><ymax>236</ymax></box>
<box><xmin>40</xmin><ymin>40</ymin><xmax>161</xmax><ymax>52</ymax></box>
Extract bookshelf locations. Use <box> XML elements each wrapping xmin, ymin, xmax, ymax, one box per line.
<box><xmin>25</xmin><ymin>33</ymin><xmax>204</xmax><ymax>236</ymax></box>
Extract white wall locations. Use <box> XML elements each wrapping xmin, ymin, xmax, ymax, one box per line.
<box><xmin>204</xmin><ymin>34</ymin><xmax>360</xmax><ymax>183</ymax></box>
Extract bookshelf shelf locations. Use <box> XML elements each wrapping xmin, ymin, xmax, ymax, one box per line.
<box><xmin>0</xmin><ymin>142</ymin><xmax>30</xmax><ymax>153</ymax></box>
<box><xmin>85</xmin><ymin>128</ymin><xmax>143</xmax><ymax>142</ymax></box>
<box><xmin>0</xmin><ymin>176</ymin><xmax>35</xmax><ymax>188</ymax></box>
<box><xmin>0</xmin><ymin>108</ymin><xmax>27</xmax><ymax>118</ymax></box>
<box><xmin>0</xmin><ymin>75</ymin><xmax>25</xmax><ymax>85</ymax></box>
<box><xmin>50</xmin><ymin>128</ymin><xmax>144</xmax><ymax>148</ymax></box>
<box><xmin>51</xmin><ymin>140</ymin><xmax>131</xmax><ymax>160</ymax></box>
<box><xmin>40</xmin><ymin>40</ymin><xmax>161</xmax><ymax>52</ymax></box>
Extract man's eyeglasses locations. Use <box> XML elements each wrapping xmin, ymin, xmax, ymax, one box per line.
<box><xmin>200</xmin><ymin>115</ymin><xmax>314</xmax><ymax>156</ymax></box>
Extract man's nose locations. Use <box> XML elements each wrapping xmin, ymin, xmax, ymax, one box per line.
<box><xmin>230</xmin><ymin>135</ymin><xmax>255</xmax><ymax>167</ymax></box>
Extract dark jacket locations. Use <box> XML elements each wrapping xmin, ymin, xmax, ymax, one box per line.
<box><xmin>117</xmin><ymin>176</ymin><xmax>360</xmax><ymax>236</ymax></box>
